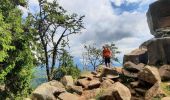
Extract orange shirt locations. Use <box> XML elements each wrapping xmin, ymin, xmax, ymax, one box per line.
<box><xmin>103</xmin><ymin>49</ymin><xmax>112</xmax><ymax>58</ymax></box>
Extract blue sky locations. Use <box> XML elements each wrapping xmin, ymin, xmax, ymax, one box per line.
<box><xmin>19</xmin><ymin>0</ymin><xmax>156</xmax><ymax>68</ymax></box>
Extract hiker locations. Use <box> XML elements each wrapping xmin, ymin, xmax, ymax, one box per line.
<box><xmin>102</xmin><ymin>46</ymin><xmax>112</xmax><ymax>67</ymax></box>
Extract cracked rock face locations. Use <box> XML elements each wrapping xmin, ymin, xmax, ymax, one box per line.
<box><xmin>147</xmin><ymin>0</ymin><xmax>170</xmax><ymax>37</ymax></box>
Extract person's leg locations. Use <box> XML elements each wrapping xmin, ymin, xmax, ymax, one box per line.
<box><xmin>104</xmin><ymin>58</ymin><xmax>107</xmax><ymax>67</ymax></box>
<box><xmin>108</xmin><ymin>57</ymin><xmax>111</xmax><ymax>68</ymax></box>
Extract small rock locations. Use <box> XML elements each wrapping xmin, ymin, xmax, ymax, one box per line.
<box><xmin>100</xmin><ymin>79</ymin><xmax>114</xmax><ymax>88</ymax></box>
<box><xmin>76</xmin><ymin>78</ymin><xmax>90</xmax><ymax>89</ymax></box>
<box><xmin>67</xmin><ymin>85</ymin><xmax>83</xmax><ymax>95</ymax></box>
<box><xmin>80</xmin><ymin>72</ymin><xmax>94</xmax><ymax>80</ymax></box>
<box><xmin>122</xmin><ymin>69</ymin><xmax>138</xmax><ymax>78</ymax></box>
<box><xmin>88</xmin><ymin>80</ymin><xmax>100</xmax><ymax>89</ymax></box>
<box><xmin>159</xmin><ymin>65</ymin><xmax>170</xmax><ymax>81</ymax></box>
<box><xmin>61</xmin><ymin>75</ymin><xmax>74</xmax><ymax>86</ymax></box>
<box><xmin>124</xmin><ymin>61</ymin><xmax>144</xmax><ymax>72</ymax></box>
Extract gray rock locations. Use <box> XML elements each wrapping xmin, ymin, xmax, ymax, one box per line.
<box><xmin>31</xmin><ymin>81</ymin><xmax>66</xmax><ymax>100</ymax></box>
<box><xmin>99</xmin><ymin>82</ymin><xmax>131</xmax><ymax>100</ymax></box>
<box><xmin>159</xmin><ymin>65</ymin><xmax>170</xmax><ymax>81</ymax></box>
<box><xmin>123</xmin><ymin>48</ymin><xmax>148</xmax><ymax>65</ymax></box>
<box><xmin>138</xmin><ymin>66</ymin><xmax>161</xmax><ymax>84</ymax></box>
<box><xmin>147</xmin><ymin>0</ymin><xmax>170</xmax><ymax>37</ymax></box>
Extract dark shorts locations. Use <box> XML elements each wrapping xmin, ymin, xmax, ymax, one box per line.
<box><xmin>105</xmin><ymin>57</ymin><xmax>110</xmax><ymax>63</ymax></box>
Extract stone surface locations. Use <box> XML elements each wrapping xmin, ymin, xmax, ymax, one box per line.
<box><xmin>100</xmin><ymin>79</ymin><xmax>114</xmax><ymax>88</ymax></box>
<box><xmin>99</xmin><ymin>82</ymin><xmax>131</xmax><ymax>100</ymax></box>
<box><xmin>61</xmin><ymin>75</ymin><xmax>74</xmax><ymax>86</ymax></box>
<box><xmin>124</xmin><ymin>61</ymin><xmax>144</xmax><ymax>72</ymax></box>
<box><xmin>67</xmin><ymin>85</ymin><xmax>83</xmax><ymax>95</ymax></box>
<box><xmin>145</xmin><ymin>82</ymin><xmax>160</xmax><ymax>100</ymax></box>
<box><xmin>142</xmin><ymin>38</ymin><xmax>170</xmax><ymax>65</ymax></box>
<box><xmin>76</xmin><ymin>78</ymin><xmax>90</xmax><ymax>88</ymax></box>
<box><xmin>147</xmin><ymin>0</ymin><xmax>170</xmax><ymax>37</ymax></box>
<box><xmin>100</xmin><ymin>67</ymin><xmax>119</xmax><ymax>79</ymax></box>
<box><xmin>123</xmin><ymin>48</ymin><xmax>148</xmax><ymax>65</ymax></box>
<box><xmin>162</xmin><ymin>97</ymin><xmax>170</xmax><ymax>100</ymax></box>
<box><xmin>130</xmin><ymin>81</ymin><xmax>139</xmax><ymax>88</ymax></box>
<box><xmin>138</xmin><ymin>66</ymin><xmax>161</xmax><ymax>84</ymax></box>
<box><xmin>31</xmin><ymin>81</ymin><xmax>66</xmax><ymax>100</ymax></box>
<box><xmin>58</xmin><ymin>92</ymin><xmax>80</xmax><ymax>100</ymax></box>
<box><xmin>159</xmin><ymin>65</ymin><xmax>170</xmax><ymax>81</ymax></box>
<box><xmin>88</xmin><ymin>80</ymin><xmax>100</xmax><ymax>89</ymax></box>
<box><xmin>122</xmin><ymin>69</ymin><xmax>138</xmax><ymax>78</ymax></box>
<box><xmin>79</xmin><ymin>72</ymin><xmax>94</xmax><ymax>80</ymax></box>
<box><xmin>81</xmin><ymin>88</ymin><xmax>101</xmax><ymax>100</ymax></box>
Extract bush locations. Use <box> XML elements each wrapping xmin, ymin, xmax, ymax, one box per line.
<box><xmin>53</xmin><ymin>66</ymin><xmax>80</xmax><ymax>80</ymax></box>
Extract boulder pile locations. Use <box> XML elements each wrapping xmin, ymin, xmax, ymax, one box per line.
<box><xmin>123</xmin><ymin>0</ymin><xmax>170</xmax><ymax>82</ymax></box>
<box><xmin>30</xmin><ymin>65</ymin><xmax>166</xmax><ymax>100</ymax></box>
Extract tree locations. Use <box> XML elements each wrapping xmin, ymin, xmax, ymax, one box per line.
<box><xmin>83</xmin><ymin>42</ymin><xmax>120</xmax><ymax>70</ymax></box>
<box><xmin>0</xmin><ymin>0</ymin><xmax>35</xmax><ymax>99</ymax></box>
<box><xmin>83</xmin><ymin>43</ymin><xmax>102</xmax><ymax>70</ymax></box>
<box><xmin>29</xmin><ymin>0</ymin><xmax>84</xmax><ymax>81</ymax></box>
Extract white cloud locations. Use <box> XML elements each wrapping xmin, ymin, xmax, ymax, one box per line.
<box><xmin>26</xmin><ymin>0</ymin><xmax>156</xmax><ymax>65</ymax></box>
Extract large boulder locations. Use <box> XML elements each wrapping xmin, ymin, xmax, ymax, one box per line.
<box><xmin>138</xmin><ymin>66</ymin><xmax>161</xmax><ymax>84</ymax></box>
<box><xmin>124</xmin><ymin>61</ymin><xmax>145</xmax><ymax>72</ymax></box>
<box><xmin>123</xmin><ymin>48</ymin><xmax>148</xmax><ymax>65</ymax></box>
<box><xmin>31</xmin><ymin>80</ymin><xmax>66</xmax><ymax>100</ymax></box>
<box><xmin>99</xmin><ymin>82</ymin><xmax>131</xmax><ymax>100</ymax></box>
<box><xmin>141</xmin><ymin>38</ymin><xmax>170</xmax><ymax>65</ymax></box>
<box><xmin>147</xmin><ymin>0</ymin><xmax>170</xmax><ymax>37</ymax></box>
<box><xmin>145</xmin><ymin>82</ymin><xmax>160</xmax><ymax>100</ymax></box>
<box><xmin>100</xmin><ymin>67</ymin><xmax>119</xmax><ymax>80</ymax></box>
<box><xmin>67</xmin><ymin>85</ymin><xmax>83</xmax><ymax>95</ymax></box>
<box><xmin>159</xmin><ymin>65</ymin><xmax>170</xmax><ymax>81</ymax></box>
<box><xmin>61</xmin><ymin>75</ymin><xmax>74</xmax><ymax>86</ymax></box>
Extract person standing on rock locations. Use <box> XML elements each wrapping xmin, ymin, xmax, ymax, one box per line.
<box><xmin>102</xmin><ymin>46</ymin><xmax>112</xmax><ymax>67</ymax></box>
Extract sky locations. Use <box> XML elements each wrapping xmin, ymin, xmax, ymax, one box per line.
<box><xmin>19</xmin><ymin>0</ymin><xmax>157</xmax><ymax>67</ymax></box>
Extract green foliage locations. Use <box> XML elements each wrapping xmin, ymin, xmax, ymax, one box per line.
<box><xmin>53</xmin><ymin>49</ymin><xmax>80</xmax><ymax>80</ymax></box>
<box><xmin>0</xmin><ymin>0</ymin><xmax>35</xmax><ymax>99</ymax></box>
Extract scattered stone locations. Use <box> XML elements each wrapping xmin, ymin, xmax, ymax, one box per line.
<box><xmin>122</xmin><ymin>69</ymin><xmax>138</xmax><ymax>78</ymax></box>
<box><xmin>67</xmin><ymin>85</ymin><xmax>83</xmax><ymax>95</ymax></box>
<box><xmin>76</xmin><ymin>78</ymin><xmax>90</xmax><ymax>88</ymax></box>
<box><xmin>58</xmin><ymin>92</ymin><xmax>80</xmax><ymax>100</ymax></box>
<box><xmin>100</xmin><ymin>67</ymin><xmax>119</xmax><ymax>79</ymax></box>
<box><xmin>159</xmin><ymin>65</ymin><xmax>170</xmax><ymax>81</ymax></box>
<box><xmin>123</xmin><ymin>48</ymin><xmax>148</xmax><ymax>65</ymax></box>
<box><xmin>88</xmin><ymin>80</ymin><xmax>100</xmax><ymax>89</ymax></box>
<box><xmin>80</xmin><ymin>72</ymin><xmax>94</xmax><ymax>80</ymax></box>
<box><xmin>61</xmin><ymin>75</ymin><xmax>74</xmax><ymax>86</ymax></box>
<box><xmin>99</xmin><ymin>82</ymin><xmax>131</xmax><ymax>100</ymax></box>
<box><xmin>100</xmin><ymin>79</ymin><xmax>114</xmax><ymax>88</ymax></box>
<box><xmin>32</xmin><ymin>81</ymin><xmax>66</xmax><ymax>100</ymax></box>
<box><xmin>138</xmin><ymin>66</ymin><xmax>161</xmax><ymax>84</ymax></box>
<box><xmin>124</xmin><ymin>61</ymin><xmax>144</xmax><ymax>72</ymax></box>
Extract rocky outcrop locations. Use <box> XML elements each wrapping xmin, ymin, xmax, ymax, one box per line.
<box><xmin>61</xmin><ymin>75</ymin><xmax>74</xmax><ymax>86</ymax></box>
<box><xmin>123</xmin><ymin>48</ymin><xmax>148</xmax><ymax>65</ymax></box>
<box><xmin>138</xmin><ymin>66</ymin><xmax>161</xmax><ymax>84</ymax></box>
<box><xmin>147</xmin><ymin>0</ymin><xmax>170</xmax><ymax>37</ymax></box>
<box><xmin>159</xmin><ymin>65</ymin><xmax>170</xmax><ymax>81</ymax></box>
<box><xmin>99</xmin><ymin>82</ymin><xmax>131</xmax><ymax>100</ymax></box>
<box><xmin>141</xmin><ymin>38</ymin><xmax>170</xmax><ymax>65</ymax></box>
<box><xmin>31</xmin><ymin>80</ymin><xmax>66</xmax><ymax>100</ymax></box>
